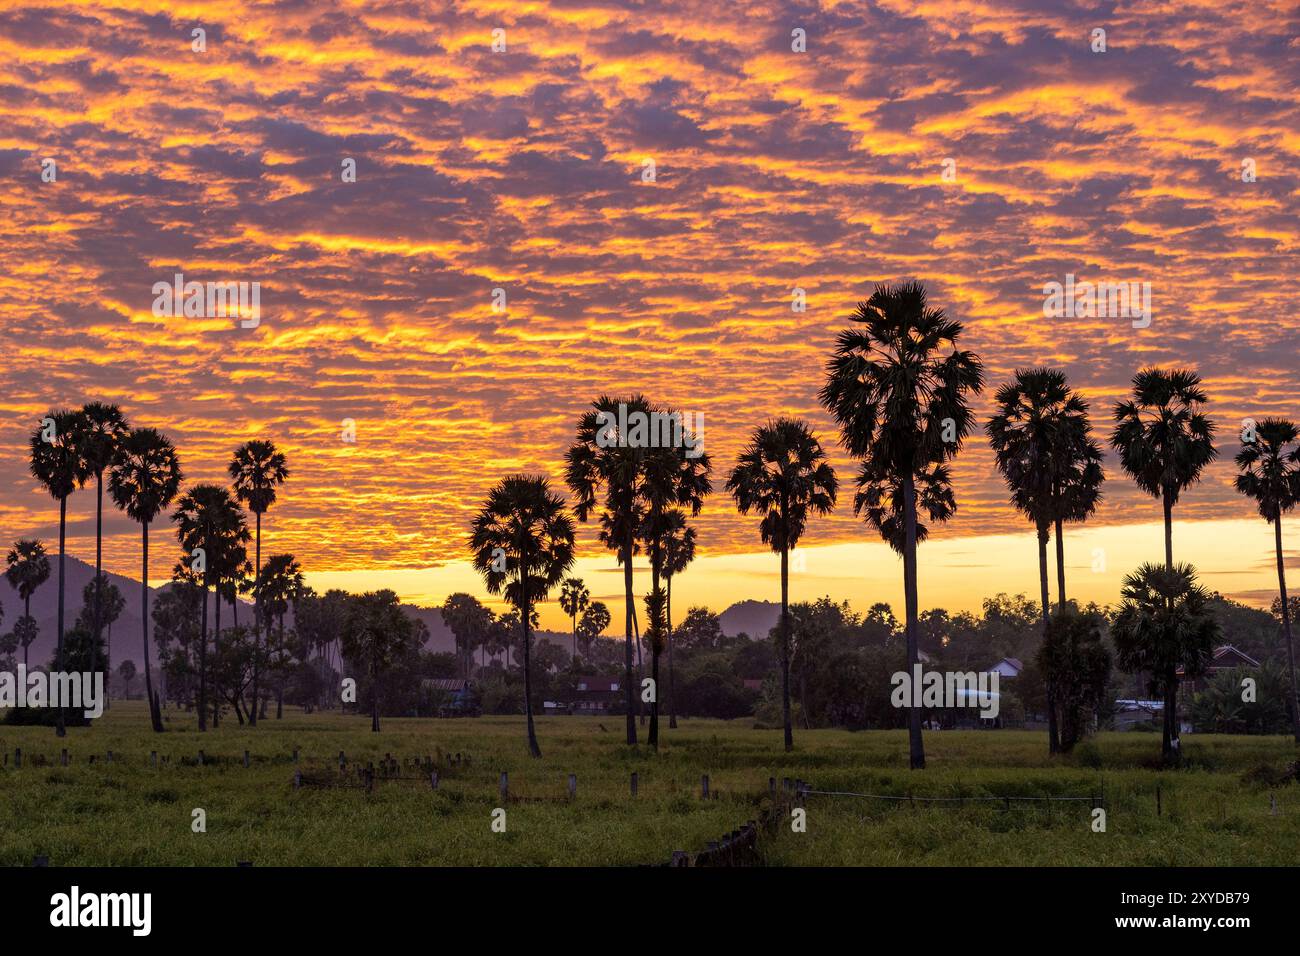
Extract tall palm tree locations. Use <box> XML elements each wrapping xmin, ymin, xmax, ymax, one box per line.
<box><xmin>566</xmin><ymin>394</ymin><xmax>654</xmax><ymax>745</ymax></box>
<box><xmin>638</xmin><ymin>423</ymin><xmax>711</xmax><ymax>747</ymax></box>
<box><xmin>578</xmin><ymin>601</ymin><xmax>610</xmax><ymax>658</ymax></box>
<box><xmin>80</xmin><ymin>403</ymin><xmax>130</xmax><ymax>651</ymax></box>
<box><xmin>558</xmin><ymin>578</ymin><xmax>590</xmax><ymax>660</ymax></box>
<box><xmin>986</xmin><ymin>368</ymin><xmax>1102</xmax><ymax>751</ymax></box>
<box><xmin>1111</xmin><ymin>563</ymin><xmax>1220</xmax><ymax>763</ymax></box>
<box><xmin>470</xmin><ymin>475</ymin><xmax>576</xmax><ymax>758</ymax></box>
<box><xmin>5</xmin><ymin>539</ymin><xmax>51</xmax><ymax>670</ymax></box>
<box><xmin>173</xmin><ymin>484</ymin><xmax>249</xmax><ymax>730</ymax></box>
<box><xmin>256</xmin><ymin>553</ymin><xmax>305</xmax><ymax>719</ymax></box>
<box><xmin>820</xmin><ymin>282</ymin><xmax>983</xmax><ymax>769</ymax></box>
<box><xmin>661</xmin><ymin>510</ymin><xmax>695</xmax><ymax>730</ymax></box>
<box><xmin>1234</xmin><ymin>417</ymin><xmax>1300</xmax><ymax>743</ymax></box>
<box><xmin>29</xmin><ymin>408</ymin><xmax>90</xmax><ymax>737</ymax></box>
<box><xmin>726</xmin><ymin>419</ymin><xmax>837</xmax><ymax>752</ymax></box>
<box><xmin>108</xmin><ymin>428</ymin><xmax>184</xmax><ymax>732</ymax></box>
<box><xmin>229</xmin><ymin>440</ymin><xmax>289</xmax><ymax>726</ymax></box>
<box><xmin>1111</xmin><ymin>368</ymin><xmax>1216</xmax><ymax>569</ymax></box>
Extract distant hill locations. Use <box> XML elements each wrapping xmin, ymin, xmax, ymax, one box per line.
<box><xmin>718</xmin><ymin>599</ymin><xmax>780</xmax><ymax>639</ymax></box>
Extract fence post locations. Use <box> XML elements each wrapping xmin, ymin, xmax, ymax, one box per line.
<box><xmin>568</xmin><ymin>773</ymin><xmax>577</xmax><ymax>800</ymax></box>
<box><xmin>430</xmin><ymin>771</ymin><xmax>439</xmax><ymax>790</ymax></box>
<box><xmin>61</xmin><ymin>749</ymin><xmax>68</xmax><ymax>767</ymax></box>
<box><xmin>293</xmin><ymin>748</ymin><xmax>299</xmax><ymax>764</ymax></box>
<box><xmin>630</xmin><ymin>772</ymin><xmax>638</xmax><ymax>798</ymax></box>
<box><xmin>150</xmin><ymin>751</ymin><xmax>157</xmax><ymax>768</ymax></box>
<box><xmin>701</xmin><ymin>774</ymin><xmax>709</xmax><ymax>799</ymax></box>
<box><xmin>106</xmin><ymin>750</ymin><xmax>113</xmax><ymax>764</ymax></box>
<box><xmin>339</xmin><ymin>750</ymin><xmax>346</xmax><ymax>771</ymax></box>
<box><xmin>244</xmin><ymin>750</ymin><xmax>250</xmax><ymax>768</ymax></box>
<box><xmin>198</xmin><ymin>750</ymin><xmax>205</xmax><ymax>766</ymax></box>
<box><xmin>14</xmin><ymin>748</ymin><xmax>20</xmax><ymax>768</ymax></box>
<box><xmin>1156</xmin><ymin>783</ymin><xmax>1162</xmax><ymax>817</ymax></box>
<box><xmin>499</xmin><ymin>771</ymin><xmax>509</xmax><ymax>802</ymax></box>
<box><xmin>293</xmin><ymin>771</ymin><xmax>302</xmax><ymax>789</ymax></box>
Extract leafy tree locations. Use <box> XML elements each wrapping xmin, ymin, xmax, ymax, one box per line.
<box><xmin>80</xmin><ymin>403</ymin><xmax>130</xmax><ymax>656</ymax></box>
<box><xmin>577</xmin><ymin>601</ymin><xmax>611</xmax><ymax>657</ymax></box>
<box><xmin>118</xmin><ymin>659</ymin><xmax>137</xmax><ymax>698</ymax></box>
<box><xmin>1112</xmin><ymin>563</ymin><xmax>1220</xmax><ymax>763</ymax></box>
<box><xmin>5</xmin><ymin>539</ymin><xmax>50</xmax><ymax>670</ymax></box>
<box><xmin>558</xmin><ymin>578</ymin><xmax>590</xmax><ymax>661</ymax></box>
<box><xmin>441</xmin><ymin>592</ymin><xmax>494</xmax><ymax>678</ymax></box>
<box><xmin>340</xmin><ymin>590</ymin><xmax>424</xmax><ymax>732</ymax></box>
<box><xmin>78</xmin><ymin>577</ymin><xmax>124</xmax><ymax>707</ymax></box>
<box><xmin>1037</xmin><ymin>609</ymin><xmax>1112</xmax><ymax>751</ymax></box>
<box><xmin>661</xmin><ymin>511</ymin><xmax>695</xmax><ymax>729</ymax></box>
<box><xmin>674</xmin><ymin>606</ymin><xmax>724</xmax><ymax>652</ymax></box>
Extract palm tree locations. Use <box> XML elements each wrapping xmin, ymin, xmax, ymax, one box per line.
<box><xmin>661</xmin><ymin>511</ymin><xmax>695</xmax><ymax>730</ymax></box>
<box><xmin>578</xmin><ymin>601</ymin><xmax>610</xmax><ymax>658</ymax></box>
<box><xmin>1111</xmin><ymin>563</ymin><xmax>1220</xmax><ymax>763</ymax></box>
<box><xmin>29</xmin><ymin>408</ymin><xmax>90</xmax><ymax>737</ymax></box>
<box><xmin>986</xmin><ymin>368</ymin><xmax>1102</xmax><ymax>751</ymax></box>
<box><xmin>470</xmin><ymin>475</ymin><xmax>576</xmax><ymax>758</ymax></box>
<box><xmin>255</xmin><ymin>553</ymin><xmax>305</xmax><ymax>718</ymax></box>
<box><xmin>726</xmin><ymin>419</ymin><xmax>837</xmax><ymax>752</ymax></box>
<box><xmin>820</xmin><ymin>281</ymin><xmax>983</xmax><ymax>769</ymax></box>
<box><xmin>229</xmin><ymin>440</ymin><xmax>289</xmax><ymax>727</ymax></box>
<box><xmin>5</xmin><ymin>539</ymin><xmax>50</xmax><ymax>670</ymax></box>
<box><xmin>559</xmin><ymin>578</ymin><xmax>590</xmax><ymax>660</ymax></box>
<box><xmin>1234</xmin><ymin>417</ymin><xmax>1300</xmax><ymax>743</ymax></box>
<box><xmin>566</xmin><ymin>395</ymin><xmax>654</xmax><ymax>745</ymax></box>
<box><xmin>639</xmin><ymin>422</ymin><xmax>711</xmax><ymax>747</ymax></box>
<box><xmin>1111</xmin><ymin>368</ymin><xmax>1216</xmax><ymax>569</ymax></box>
<box><xmin>173</xmin><ymin>484</ymin><xmax>250</xmax><ymax>730</ymax></box>
<box><xmin>80</xmin><ymin>403</ymin><xmax>130</xmax><ymax>652</ymax></box>
<box><xmin>108</xmin><ymin>428</ymin><xmax>184</xmax><ymax>732</ymax></box>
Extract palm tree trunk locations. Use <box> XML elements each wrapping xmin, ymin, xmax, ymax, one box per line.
<box><xmin>55</xmin><ymin>495</ymin><xmax>67</xmax><ymax>738</ymax></box>
<box><xmin>902</xmin><ymin>472</ymin><xmax>924</xmax><ymax>770</ymax></box>
<box><xmin>198</xmin><ymin>584</ymin><xmax>209</xmax><ymax>732</ymax></box>
<box><xmin>1163</xmin><ymin>665</ymin><xmax>1179</xmax><ymax>763</ymax></box>
<box><xmin>23</xmin><ymin>594</ymin><xmax>31</xmax><ymax>671</ymax></box>
<box><xmin>1053</xmin><ymin>513</ymin><xmax>1067</xmax><ymax>609</ymax></box>
<box><xmin>212</xmin><ymin>592</ymin><xmax>221</xmax><ymax>728</ymax></box>
<box><xmin>251</xmin><ymin>511</ymin><xmax>261</xmax><ymax>726</ymax></box>
<box><xmin>1039</xmin><ymin>524</ymin><xmax>1059</xmax><ymax>754</ymax></box>
<box><xmin>141</xmin><ymin>522</ymin><xmax>163</xmax><ymax>732</ymax></box>
<box><xmin>649</xmin><ymin>564</ymin><xmax>661</xmax><ymax>749</ymax></box>
<box><xmin>667</xmin><ymin>575</ymin><xmax>677</xmax><ymax>730</ymax></box>
<box><xmin>277</xmin><ymin>614</ymin><xmax>285</xmax><ymax>719</ymax></box>
<box><xmin>1163</xmin><ymin>489</ymin><xmax>1174</xmax><ymax>570</ymax></box>
<box><xmin>371</xmin><ymin>661</ymin><xmax>380</xmax><ymax>732</ymax></box>
<box><xmin>94</xmin><ymin>472</ymin><xmax>105</xmax><ymax>700</ymax></box>
<box><xmin>781</xmin><ymin>544</ymin><xmax>793</xmax><ymax>752</ymax></box>
<box><xmin>622</xmin><ymin>527</ymin><xmax>637</xmax><ymax>745</ymax></box>
<box><xmin>522</xmin><ymin>573</ymin><xmax>541</xmax><ymax>758</ymax></box>
<box><xmin>1274</xmin><ymin>517</ymin><xmax>1300</xmax><ymax>744</ymax></box>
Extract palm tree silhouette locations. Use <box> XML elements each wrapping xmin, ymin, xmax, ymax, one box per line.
<box><xmin>5</xmin><ymin>539</ymin><xmax>50</xmax><ymax>670</ymax></box>
<box><xmin>578</xmin><ymin>601</ymin><xmax>610</xmax><ymax>658</ymax></box>
<box><xmin>255</xmin><ymin>552</ymin><xmax>305</xmax><ymax>719</ymax></box>
<box><xmin>639</xmin><ymin>419</ymin><xmax>711</xmax><ymax>747</ymax></box>
<box><xmin>470</xmin><ymin>475</ymin><xmax>576</xmax><ymax>758</ymax></box>
<box><xmin>1111</xmin><ymin>368</ymin><xmax>1216</xmax><ymax>569</ymax></box>
<box><xmin>1234</xmin><ymin>417</ymin><xmax>1300</xmax><ymax>743</ymax></box>
<box><xmin>80</xmin><ymin>403</ymin><xmax>130</xmax><ymax>653</ymax></box>
<box><xmin>661</xmin><ymin>511</ymin><xmax>695</xmax><ymax>729</ymax></box>
<box><xmin>726</xmin><ymin>418</ymin><xmax>837</xmax><ymax>752</ymax></box>
<box><xmin>820</xmin><ymin>282</ymin><xmax>983</xmax><ymax>769</ymax></box>
<box><xmin>1111</xmin><ymin>563</ymin><xmax>1220</xmax><ymax>763</ymax></box>
<box><xmin>987</xmin><ymin>368</ymin><xmax>1101</xmax><ymax>751</ymax></box>
<box><xmin>566</xmin><ymin>395</ymin><xmax>654</xmax><ymax>745</ymax></box>
<box><xmin>559</xmin><ymin>578</ymin><xmax>590</xmax><ymax>661</ymax></box>
<box><xmin>108</xmin><ymin>427</ymin><xmax>183</xmax><ymax>732</ymax></box>
<box><xmin>229</xmin><ymin>440</ymin><xmax>289</xmax><ymax>727</ymax></box>
<box><xmin>173</xmin><ymin>484</ymin><xmax>250</xmax><ymax>730</ymax></box>
<box><xmin>29</xmin><ymin>408</ymin><xmax>90</xmax><ymax>737</ymax></box>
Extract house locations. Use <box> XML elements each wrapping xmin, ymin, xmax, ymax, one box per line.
<box><xmin>988</xmin><ymin>657</ymin><xmax>1023</xmax><ymax>679</ymax></box>
<box><xmin>1177</xmin><ymin>645</ymin><xmax>1260</xmax><ymax>693</ymax></box>
<box><xmin>571</xmin><ymin>676</ymin><xmax>621</xmax><ymax>714</ymax></box>
<box><xmin>421</xmin><ymin>678</ymin><xmax>478</xmax><ymax>716</ymax></box>
<box><xmin>1113</xmin><ymin>699</ymin><xmax>1163</xmax><ymax>731</ymax></box>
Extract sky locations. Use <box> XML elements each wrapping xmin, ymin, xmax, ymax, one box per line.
<box><xmin>1</xmin><ymin>0</ymin><xmax>1297</xmax><ymax>631</ymax></box>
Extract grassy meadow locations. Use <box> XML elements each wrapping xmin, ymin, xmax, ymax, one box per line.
<box><xmin>1</xmin><ymin>701</ymin><xmax>1297</xmax><ymax>866</ymax></box>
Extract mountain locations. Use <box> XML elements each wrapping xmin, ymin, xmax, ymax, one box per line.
<box><xmin>718</xmin><ymin>599</ymin><xmax>780</xmax><ymax>639</ymax></box>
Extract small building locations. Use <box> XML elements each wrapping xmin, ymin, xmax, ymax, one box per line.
<box><xmin>1114</xmin><ymin>699</ymin><xmax>1163</xmax><ymax>731</ymax></box>
<box><xmin>571</xmin><ymin>676</ymin><xmax>621</xmax><ymax>714</ymax></box>
<box><xmin>988</xmin><ymin>657</ymin><xmax>1023</xmax><ymax>679</ymax></box>
<box><xmin>1177</xmin><ymin>645</ymin><xmax>1260</xmax><ymax>693</ymax></box>
<box><xmin>422</xmin><ymin>678</ymin><xmax>478</xmax><ymax>717</ymax></box>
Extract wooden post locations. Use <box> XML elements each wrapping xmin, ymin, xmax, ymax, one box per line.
<box><xmin>1271</xmin><ymin>793</ymin><xmax>1278</xmax><ymax>816</ymax></box>
<box><xmin>243</xmin><ymin>750</ymin><xmax>250</xmax><ymax>768</ymax></box>
<box><xmin>499</xmin><ymin>771</ymin><xmax>508</xmax><ymax>802</ymax></box>
<box><xmin>630</xmin><ymin>772</ymin><xmax>638</xmax><ymax>797</ymax></box>
<box><xmin>1156</xmin><ymin>783</ymin><xmax>1162</xmax><ymax>817</ymax></box>
<box><xmin>781</xmin><ymin>776</ymin><xmax>790</xmax><ymax>792</ymax></box>
<box><xmin>106</xmin><ymin>750</ymin><xmax>113</xmax><ymax>764</ymax></box>
<box><xmin>293</xmin><ymin>748</ymin><xmax>299</xmax><ymax>764</ymax></box>
<box><xmin>61</xmin><ymin>749</ymin><xmax>68</xmax><ymax>767</ymax></box>
<box><xmin>150</xmin><ymin>751</ymin><xmax>157</xmax><ymax>768</ymax></box>
<box><xmin>293</xmin><ymin>771</ymin><xmax>302</xmax><ymax>789</ymax></box>
<box><xmin>430</xmin><ymin>771</ymin><xmax>439</xmax><ymax>790</ymax></box>
<box><xmin>339</xmin><ymin>750</ymin><xmax>346</xmax><ymax>771</ymax></box>
<box><xmin>14</xmin><ymin>748</ymin><xmax>20</xmax><ymax>768</ymax></box>
<box><xmin>567</xmin><ymin>773</ymin><xmax>577</xmax><ymax>800</ymax></box>
<box><xmin>198</xmin><ymin>749</ymin><xmax>205</xmax><ymax>766</ymax></box>
<box><xmin>701</xmin><ymin>774</ymin><xmax>709</xmax><ymax>799</ymax></box>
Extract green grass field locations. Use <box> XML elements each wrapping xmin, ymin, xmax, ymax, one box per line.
<box><xmin>1</xmin><ymin>701</ymin><xmax>1296</xmax><ymax>866</ymax></box>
